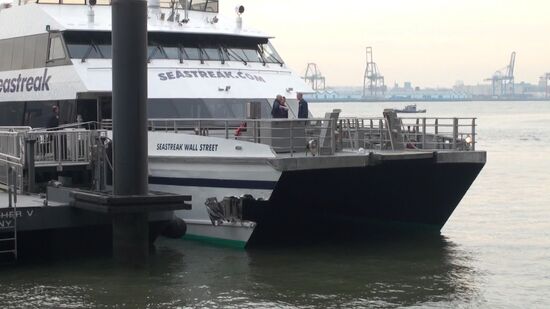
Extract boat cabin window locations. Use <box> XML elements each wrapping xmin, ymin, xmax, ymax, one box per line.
<box><xmin>10</xmin><ymin>38</ymin><xmax>24</xmax><ymax>70</ymax></box>
<box><xmin>0</xmin><ymin>102</ymin><xmax>25</xmax><ymax>126</ymax></box>
<box><xmin>189</xmin><ymin>0</ymin><xmax>219</xmax><ymax>12</ymax></box>
<box><xmin>36</xmin><ymin>1</ymin><xmax>218</xmax><ymax>13</ymax></box>
<box><xmin>182</xmin><ymin>47</ymin><xmax>201</xmax><ymax>61</ymax></box>
<box><xmin>148</xmin><ymin>98</ymin><xmax>272</xmax><ymax>119</ymax></box>
<box><xmin>0</xmin><ymin>101</ymin><xmax>76</xmax><ymax>127</ymax></box>
<box><xmin>63</xmin><ymin>31</ymin><xmax>284</xmax><ymax>64</ymax></box>
<box><xmin>48</xmin><ymin>37</ymin><xmax>66</xmax><ymax>61</ymax></box>
<box><xmin>0</xmin><ymin>34</ymin><xmax>50</xmax><ymax>72</ymax></box>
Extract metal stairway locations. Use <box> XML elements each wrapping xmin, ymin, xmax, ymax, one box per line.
<box><xmin>383</xmin><ymin>109</ymin><xmax>405</xmax><ymax>150</ymax></box>
<box><xmin>0</xmin><ymin>167</ymin><xmax>18</xmax><ymax>262</ymax></box>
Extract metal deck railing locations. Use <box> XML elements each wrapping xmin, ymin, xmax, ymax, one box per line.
<box><xmin>146</xmin><ymin>118</ymin><xmax>338</xmax><ymax>156</ymax></box>
<box><xmin>338</xmin><ymin>117</ymin><xmax>476</xmax><ymax>151</ymax></box>
<box><xmin>102</xmin><ymin>115</ymin><xmax>477</xmax><ymax>156</ymax></box>
<box><xmin>0</xmin><ymin>127</ymin><xmax>106</xmax><ymax>191</ymax></box>
<box><xmin>0</xmin><ymin>129</ymin><xmax>25</xmax><ymax>191</ymax></box>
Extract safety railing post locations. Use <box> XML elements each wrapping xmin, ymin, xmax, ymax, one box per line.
<box><xmin>378</xmin><ymin>119</ymin><xmax>384</xmax><ymax>149</ymax></box>
<box><xmin>225</xmin><ymin>120</ymin><xmax>229</xmax><ymax>139</ymax></box>
<box><xmin>24</xmin><ymin>138</ymin><xmax>36</xmax><ymax>193</ymax></box>
<box><xmin>253</xmin><ymin>120</ymin><xmax>258</xmax><ymax>143</ymax></box>
<box><xmin>422</xmin><ymin>118</ymin><xmax>426</xmax><ymax>149</ymax></box>
<box><xmin>289</xmin><ymin>120</ymin><xmax>294</xmax><ymax>157</ymax></box>
<box><xmin>330</xmin><ymin>118</ymin><xmax>336</xmax><ymax>154</ymax></box>
<box><xmin>452</xmin><ymin>118</ymin><xmax>458</xmax><ymax>150</ymax></box>
<box><xmin>471</xmin><ymin>118</ymin><xmax>476</xmax><ymax>151</ymax></box>
<box><xmin>7</xmin><ymin>166</ymin><xmax>13</xmax><ymax>208</ymax></box>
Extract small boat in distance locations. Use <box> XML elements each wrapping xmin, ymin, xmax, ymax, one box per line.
<box><xmin>395</xmin><ymin>104</ymin><xmax>426</xmax><ymax>113</ymax></box>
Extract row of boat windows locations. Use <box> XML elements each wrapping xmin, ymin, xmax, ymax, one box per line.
<box><xmin>0</xmin><ymin>31</ymin><xmax>283</xmax><ymax>72</ymax></box>
<box><xmin>37</xmin><ymin>0</ymin><xmax>219</xmax><ymax>13</ymax></box>
<box><xmin>64</xmin><ymin>43</ymin><xmax>282</xmax><ymax>64</ymax></box>
<box><xmin>0</xmin><ymin>33</ymin><xmax>67</xmax><ymax>72</ymax></box>
<box><xmin>0</xmin><ymin>99</ymin><xmax>279</xmax><ymax>127</ymax></box>
<box><xmin>64</xmin><ymin>35</ymin><xmax>284</xmax><ymax>64</ymax></box>
<box><xmin>0</xmin><ymin>101</ymin><xmax>75</xmax><ymax>128</ymax></box>
<box><xmin>67</xmin><ymin>42</ymin><xmax>283</xmax><ymax>64</ymax></box>
<box><xmin>149</xmin><ymin>99</ymin><xmax>275</xmax><ymax>119</ymax></box>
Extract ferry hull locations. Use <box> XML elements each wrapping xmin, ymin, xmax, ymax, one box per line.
<box><xmin>244</xmin><ymin>159</ymin><xmax>485</xmax><ymax>246</ymax></box>
<box><xmin>152</xmin><ymin>152</ymin><xmax>484</xmax><ymax>248</ymax></box>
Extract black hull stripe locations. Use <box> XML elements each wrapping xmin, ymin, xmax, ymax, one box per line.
<box><xmin>149</xmin><ymin>176</ymin><xmax>277</xmax><ymax>190</ymax></box>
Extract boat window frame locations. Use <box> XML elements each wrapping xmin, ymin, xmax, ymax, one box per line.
<box><xmin>46</xmin><ymin>31</ymin><xmax>71</xmax><ymax>67</ymax></box>
<box><xmin>62</xmin><ymin>31</ymin><xmax>284</xmax><ymax>65</ymax></box>
<box><xmin>35</xmin><ymin>1</ymin><xmax>219</xmax><ymax>13</ymax></box>
<box><xmin>0</xmin><ymin>34</ymin><xmax>52</xmax><ymax>72</ymax></box>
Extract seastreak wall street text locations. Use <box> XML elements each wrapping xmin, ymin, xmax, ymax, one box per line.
<box><xmin>156</xmin><ymin>143</ymin><xmax>219</xmax><ymax>152</ymax></box>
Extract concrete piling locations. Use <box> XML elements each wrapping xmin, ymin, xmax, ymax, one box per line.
<box><xmin>111</xmin><ymin>0</ymin><xmax>149</xmax><ymax>264</ymax></box>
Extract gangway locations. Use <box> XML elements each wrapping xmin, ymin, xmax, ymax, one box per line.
<box><xmin>0</xmin><ymin>127</ymin><xmax>107</xmax><ymax>191</ymax></box>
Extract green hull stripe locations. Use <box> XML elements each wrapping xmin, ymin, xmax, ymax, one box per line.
<box><xmin>183</xmin><ymin>234</ymin><xmax>247</xmax><ymax>249</ymax></box>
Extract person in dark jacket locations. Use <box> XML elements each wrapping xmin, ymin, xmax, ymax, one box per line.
<box><xmin>47</xmin><ymin>105</ymin><xmax>60</xmax><ymax>128</ymax></box>
<box><xmin>297</xmin><ymin>93</ymin><xmax>308</xmax><ymax>118</ymax></box>
<box><xmin>280</xmin><ymin>96</ymin><xmax>289</xmax><ymax>118</ymax></box>
<box><xmin>271</xmin><ymin>95</ymin><xmax>288</xmax><ymax>118</ymax></box>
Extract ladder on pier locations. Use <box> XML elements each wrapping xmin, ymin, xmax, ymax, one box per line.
<box><xmin>1</xmin><ymin>167</ymin><xmax>18</xmax><ymax>262</ymax></box>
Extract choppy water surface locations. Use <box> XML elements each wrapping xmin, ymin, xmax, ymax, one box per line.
<box><xmin>1</xmin><ymin>101</ymin><xmax>549</xmax><ymax>308</ymax></box>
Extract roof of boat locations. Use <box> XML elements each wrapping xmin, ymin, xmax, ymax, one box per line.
<box><xmin>0</xmin><ymin>3</ymin><xmax>271</xmax><ymax>40</ymax></box>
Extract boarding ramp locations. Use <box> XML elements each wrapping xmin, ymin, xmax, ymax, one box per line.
<box><xmin>0</xmin><ymin>127</ymin><xmax>107</xmax><ymax>192</ymax></box>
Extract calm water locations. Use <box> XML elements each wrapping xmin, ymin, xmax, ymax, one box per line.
<box><xmin>1</xmin><ymin>101</ymin><xmax>549</xmax><ymax>308</ymax></box>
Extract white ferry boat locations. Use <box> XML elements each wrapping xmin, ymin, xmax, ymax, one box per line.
<box><xmin>0</xmin><ymin>0</ymin><xmax>486</xmax><ymax>248</ymax></box>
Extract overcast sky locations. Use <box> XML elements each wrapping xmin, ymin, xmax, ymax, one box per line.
<box><xmin>221</xmin><ymin>0</ymin><xmax>550</xmax><ymax>88</ymax></box>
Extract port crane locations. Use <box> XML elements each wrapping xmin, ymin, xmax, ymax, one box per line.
<box><xmin>363</xmin><ymin>47</ymin><xmax>386</xmax><ymax>97</ymax></box>
<box><xmin>485</xmin><ymin>52</ymin><xmax>516</xmax><ymax>98</ymax></box>
<box><xmin>303</xmin><ymin>63</ymin><xmax>326</xmax><ymax>91</ymax></box>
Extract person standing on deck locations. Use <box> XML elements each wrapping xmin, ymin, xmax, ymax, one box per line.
<box><xmin>280</xmin><ymin>96</ymin><xmax>289</xmax><ymax>118</ymax></box>
<box><xmin>271</xmin><ymin>94</ymin><xmax>288</xmax><ymax>118</ymax></box>
<box><xmin>47</xmin><ymin>105</ymin><xmax>60</xmax><ymax>128</ymax></box>
<box><xmin>297</xmin><ymin>93</ymin><xmax>309</xmax><ymax>119</ymax></box>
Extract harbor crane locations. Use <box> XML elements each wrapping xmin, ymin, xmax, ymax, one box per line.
<box><xmin>303</xmin><ymin>63</ymin><xmax>326</xmax><ymax>91</ymax></box>
<box><xmin>363</xmin><ymin>47</ymin><xmax>386</xmax><ymax>97</ymax></box>
<box><xmin>542</xmin><ymin>73</ymin><xmax>550</xmax><ymax>99</ymax></box>
<box><xmin>485</xmin><ymin>52</ymin><xmax>516</xmax><ymax>98</ymax></box>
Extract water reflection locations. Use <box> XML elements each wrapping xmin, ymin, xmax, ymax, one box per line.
<box><xmin>0</xmin><ymin>235</ymin><xmax>481</xmax><ymax>308</ymax></box>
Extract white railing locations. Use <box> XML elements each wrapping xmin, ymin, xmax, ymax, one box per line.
<box><xmin>0</xmin><ymin>130</ymin><xmax>24</xmax><ymax>191</ymax></box>
<box><xmin>338</xmin><ymin>117</ymin><xmax>477</xmax><ymax>151</ymax></box>
<box><xmin>0</xmin><ymin>154</ymin><xmax>23</xmax><ymax>192</ymax></box>
<box><xmin>104</xmin><ymin>116</ymin><xmax>477</xmax><ymax>154</ymax></box>
<box><xmin>27</xmin><ymin>129</ymin><xmax>96</xmax><ymax>165</ymax></box>
<box><xmin>145</xmin><ymin>118</ymin><xmax>338</xmax><ymax>156</ymax></box>
<box><xmin>400</xmin><ymin>117</ymin><xmax>476</xmax><ymax>151</ymax></box>
<box><xmin>0</xmin><ymin>128</ymin><xmax>106</xmax><ymax>190</ymax></box>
